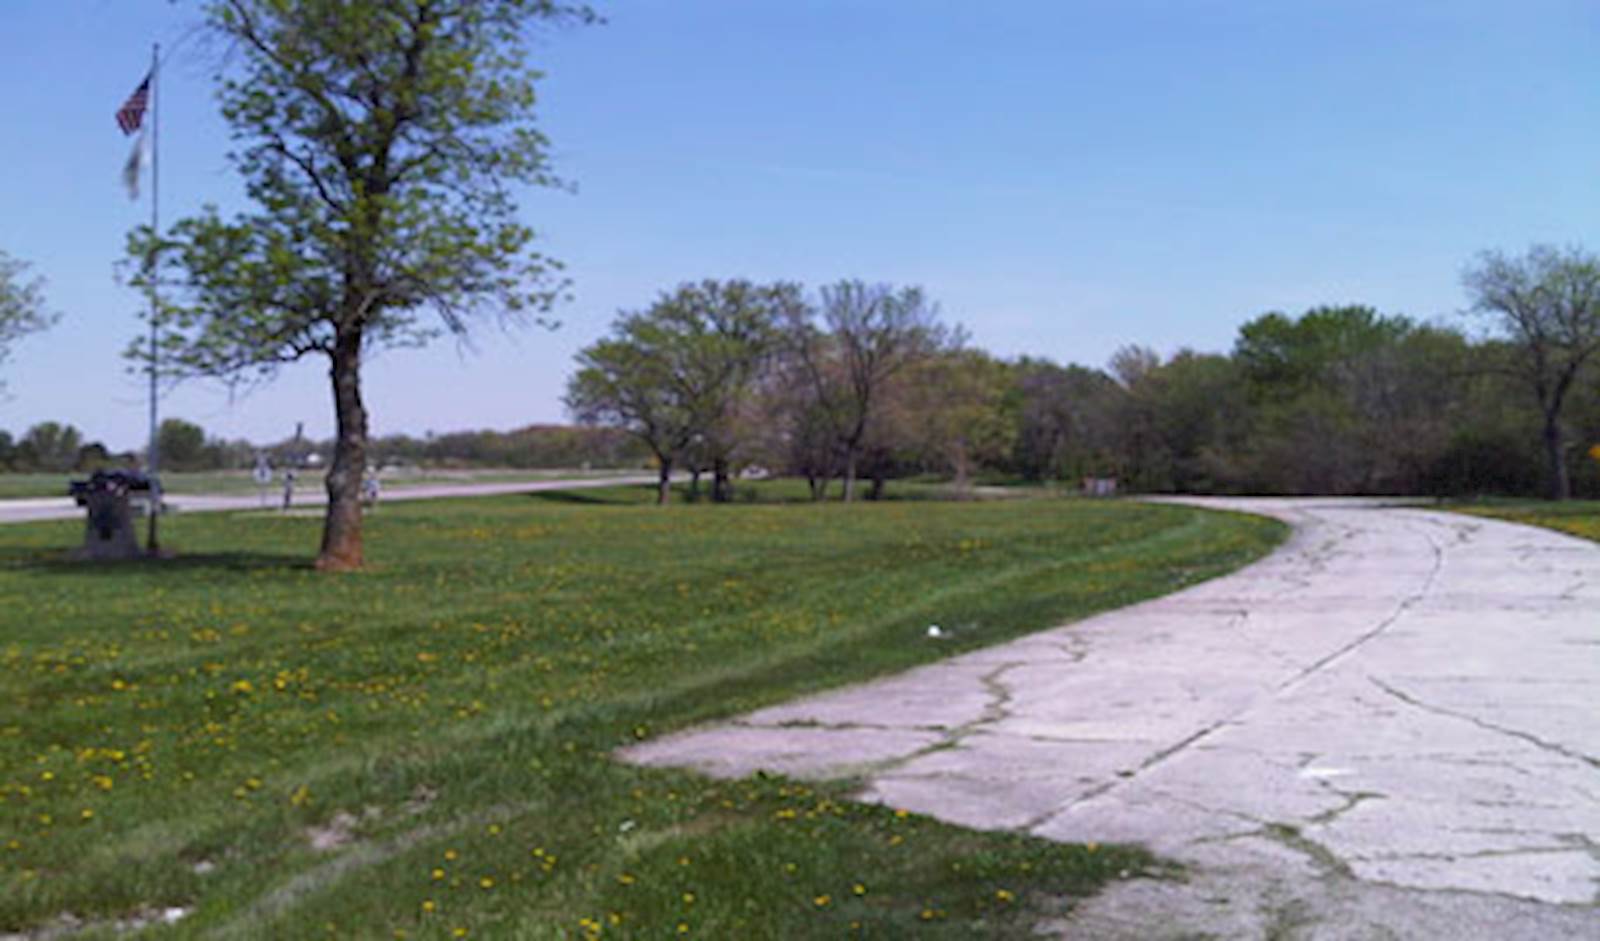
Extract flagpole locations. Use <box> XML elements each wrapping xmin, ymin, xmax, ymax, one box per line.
<box><xmin>146</xmin><ymin>41</ymin><xmax>161</xmax><ymax>554</ymax></box>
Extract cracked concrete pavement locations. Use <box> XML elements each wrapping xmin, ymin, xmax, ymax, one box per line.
<box><xmin>622</xmin><ymin>498</ymin><xmax>1600</xmax><ymax>938</ymax></box>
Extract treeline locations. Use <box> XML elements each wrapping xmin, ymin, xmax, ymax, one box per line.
<box><xmin>567</xmin><ymin>247</ymin><xmax>1600</xmax><ymax>502</ymax></box>
<box><xmin>0</xmin><ymin>422</ymin><xmax>129</xmax><ymax>473</ymax></box>
<box><xmin>367</xmin><ymin>425</ymin><xmax>647</xmax><ymax>468</ymax></box>
<box><xmin>0</xmin><ymin>419</ymin><xmax>647</xmax><ymax>474</ymax></box>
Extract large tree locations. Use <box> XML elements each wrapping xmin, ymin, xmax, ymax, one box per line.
<box><xmin>17</xmin><ymin>421</ymin><xmax>83</xmax><ymax>473</ymax></box>
<box><xmin>566</xmin><ymin>280</ymin><xmax>794</xmax><ymax>504</ymax></box>
<box><xmin>788</xmin><ymin>281</ymin><xmax>953</xmax><ymax>502</ymax></box>
<box><xmin>567</xmin><ymin>329</ymin><xmax>692</xmax><ymax>504</ymax></box>
<box><xmin>903</xmin><ymin>349</ymin><xmax>1015</xmax><ymax>492</ymax></box>
<box><xmin>0</xmin><ymin>250</ymin><xmax>56</xmax><ymax>393</ymax></box>
<box><xmin>131</xmin><ymin>0</ymin><xmax>591</xmax><ymax>568</ymax></box>
<box><xmin>1464</xmin><ymin>245</ymin><xmax>1600</xmax><ymax>500</ymax></box>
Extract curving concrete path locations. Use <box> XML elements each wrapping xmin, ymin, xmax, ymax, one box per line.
<box><xmin>623</xmin><ymin>498</ymin><xmax>1600</xmax><ymax>938</ymax></box>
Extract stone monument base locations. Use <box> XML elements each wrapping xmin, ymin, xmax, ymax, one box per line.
<box><xmin>76</xmin><ymin>491</ymin><xmax>142</xmax><ymax>561</ymax></box>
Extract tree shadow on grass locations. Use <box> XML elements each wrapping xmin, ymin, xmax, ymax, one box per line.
<box><xmin>521</xmin><ymin>486</ymin><xmax>658</xmax><ymax>506</ymax></box>
<box><xmin>0</xmin><ymin>545</ymin><xmax>314</xmax><ymax>576</ymax></box>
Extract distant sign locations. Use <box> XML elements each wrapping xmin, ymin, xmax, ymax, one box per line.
<box><xmin>252</xmin><ymin>461</ymin><xmax>272</xmax><ymax>486</ymax></box>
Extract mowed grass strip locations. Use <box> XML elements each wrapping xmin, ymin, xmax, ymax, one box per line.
<box><xmin>0</xmin><ymin>487</ymin><xmax>1284</xmax><ymax>938</ymax></box>
<box><xmin>1448</xmin><ymin>499</ymin><xmax>1600</xmax><ymax>544</ymax></box>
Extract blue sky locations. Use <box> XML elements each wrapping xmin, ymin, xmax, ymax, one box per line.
<box><xmin>1</xmin><ymin>0</ymin><xmax>1597</xmax><ymax>449</ymax></box>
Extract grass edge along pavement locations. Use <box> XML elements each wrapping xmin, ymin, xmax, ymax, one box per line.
<box><xmin>1445</xmin><ymin>498</ymin><xmax>1600</xmax><ymax>545</ymax></box>
<box><xmin>0</xmin><ymin>485</ymin><xmax>1285</xmax><ymax>939</ymax></box>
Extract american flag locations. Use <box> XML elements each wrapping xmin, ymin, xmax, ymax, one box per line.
<box><xmin>116</xmin><ymin>74</ymin><xmax>151</xmax><ymax>135</ymax></box>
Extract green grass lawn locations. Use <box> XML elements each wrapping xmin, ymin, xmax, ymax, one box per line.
<box><xmin>1448</xmin><ymin>499</ymin><xmax>1600</xmax><ymax>543</ymax></box>
<box><xmin>0</xmin><ymin>488</ymin><xmax>1284</xmax><ymax>939</ymax></box>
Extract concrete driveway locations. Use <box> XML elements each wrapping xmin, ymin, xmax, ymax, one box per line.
<box><xmin>623</xmin><ymin>498</ymin><xmax>1600</xmax><ymax>938</ymax></box>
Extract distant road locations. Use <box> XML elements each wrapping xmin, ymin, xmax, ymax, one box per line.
<box><xmin>0</xmin><ymin>474</ymin><xmax>658</xmax><ymax>525</ymax></box>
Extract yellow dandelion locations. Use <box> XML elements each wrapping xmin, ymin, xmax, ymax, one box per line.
<box><xmin>479</xmin><ymin>876</ymin><xmax>494</xmax><ymax>889</ymax></box>
<box><xmin>813</xmin><ymin>894</ymin><xmax>831</xmax><ymax>907</ymax></box>
<box><xmin>421</xmin><ymin>900</ymin><xmax>437</xmax><ymax>914</ymax></box>
<box><xmin>432</xmin><ymin>868</ymin><xmax>446</xmax><ymax>881</ymax></box>
<box><xmin>852</xmin><ymin>883</ymin><xmax>866</xmax><ymax>896</ymax></box>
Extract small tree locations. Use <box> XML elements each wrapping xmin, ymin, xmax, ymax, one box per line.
<box><xmin>157</xmin><ymin>418</ymin><xmax>209</xmax><ymax>471</ymax></box>
<box><xmin>130</xmin><ymin>0</ymin><xmax>592</xmax><ymax>568</ymax></box>
<box><xmin>0</xmin><ymin>250</ymin><xmax>57</xmax><ymax>393</ymax></box>
<box><xmin>1464</xmin><ymin>246</ymin><xmax>1600</xmax><ymax>500</ymax></box>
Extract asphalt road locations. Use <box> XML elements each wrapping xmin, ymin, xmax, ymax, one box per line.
<box><xmin>0</xmin><ymin>474</ymin><xmax>659</xmax><ymax>525</ymax></box>
<box><xmin>623</xmin><ymin>498</ymin><xmax>1600</xmax><ymax>938</ymax></box>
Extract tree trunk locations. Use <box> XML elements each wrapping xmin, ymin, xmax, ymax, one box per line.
<box><xmin>657</xmin><ymin>457</ymin><xmax>673</xmax><ymax>505</ymax></box>
<box><xmin>1542</xmin><ymin>414</ymin><xmax>1570</xmax><ymax>501</ymax></box>
<box><xmin>952</xmin><ymin>444</ymin><xmax>972</xmax><ymax>496</ymax></box>
<box><xmin>712</xmin><ymin>458</ymin><xmax>731</xmax><ymax>503</ymax></box>
<box><xmin>688</xmin><ymin>468</ymin><xmax>702</xmax><ymax>502</ymax></box>
<box><xmin>867</xmin><ymin>473</ymin><xmax>885</xmax><ymax>501</ymax></box>
<box><xmin>316</xmin><ymin>330</ymin><xmax>368</xmax><ymax>571</ymax></box>
<box><xmin>842</xmin><ymin>448</ymin><xmax>858</xmax><ymax>502</ymax></box>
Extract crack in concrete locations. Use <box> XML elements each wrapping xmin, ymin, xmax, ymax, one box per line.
<box><xmin>835</xmin><ymin>660</ymin><xmax>1029</xmax><ymax>782</ymax></box>
<box><xmin>741</xmin><ymin>718</ymin><xmax>953</xmax><ymax>734</ymax></box>
<box><xmin>1306</xmin><ymin>789</ymin><xmax>1383</xmax><ymax>826</ymax></box>
<box><xmin>1019</xmin><ymin>719</ymin><xmax>1252</xmax><ymax>834</ymax></box>
<box><xmin>1260</xmin><ymin>822</ymin><xmax>1355</xmax><ymax>879</ymax></box>
<box><xmin>1274</xmin><ymin>520</ymin><xmax>1444</xmax><ymax>695</ymax></box>
<box><xmin>1369</xmin><ymin>677</ymin><xmax>1600</xmax><ymax>771</ymax></box>
<box><xmin>1347</xmin><ymin>845</ymin><xmax>1583</xmax><ymax>863</ymax></box>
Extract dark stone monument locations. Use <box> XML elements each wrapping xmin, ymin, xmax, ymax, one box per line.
<box><xmin>68</xmin><ymin>471</ymin><xmax>152</xmax><ymax>560</ymax></box>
